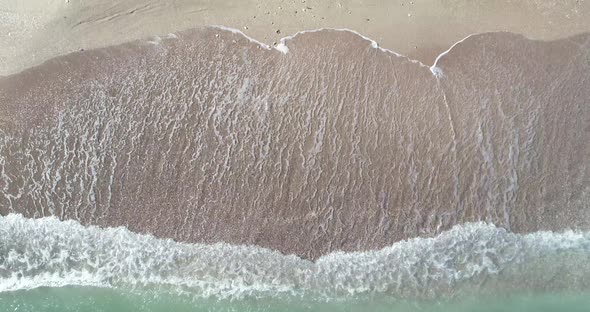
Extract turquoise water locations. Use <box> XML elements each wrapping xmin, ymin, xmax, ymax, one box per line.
<box><xmin>2</xmin><ymin>287</ymin><xmax>590</xmax><ymax>312</ymax></box>
<box><xmin>2</xmin><ymin>215</ymin><xmax>590</xmax><ymax>312</ymax></box>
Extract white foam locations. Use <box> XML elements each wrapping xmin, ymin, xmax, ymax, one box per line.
<box><xmin>2</xmin><ymin>214</ymin><xmax>590</xmax><ymax>299</ymax></box>
<box><xmin>166</xmin><ymin>26</ymin><xmax>506</xmax><ymax>79</ymax></box>
<box><xmin>146</xmin><ymin>35</ymin><xmax>162</xmax><ymax>45</ymax></box>
<box><xmin>210</xmin><ymin>25</ymin><xmax>272</xmax><ymax>50</ymax></box>
<box><xmin>272</xmin><ymin>28</ymin><xmax>429</xmax><ymax>69</ymax></box>
<box><xmin>274</xmin><ymin>42</ymin><xmax>289</xmax><ymax>54</ymax></box>
<box><xmin>430</xmin><ymin>33</ymin><xmax>478</xmax><ymax>77</ymax></box>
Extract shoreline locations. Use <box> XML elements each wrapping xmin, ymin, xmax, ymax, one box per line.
<box><xmin>1</xmin><ymin>0</ymin><xmax>589</xmax><ymax>76</ymax></box>
<box><xmin>4</xmin><ymin>26</ymin><xmax>587</xmax><ymax>80</ymax></box>
<box><xmin>2</xmin><ymin>28</ymin><xmax>589</xmax><ymax>259</ymax></box>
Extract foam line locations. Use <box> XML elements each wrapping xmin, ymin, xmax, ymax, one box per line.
<box><xmin>203</xmin><ymin>27</ymin><xmax>552</xmax><ymax>80</ymax></box>
<box><xmin>2</xmin><ymin>214</ymin><xmax>590</xmax><ymax>299</ymax></box>
<box><xmin>430</xmin><ymin>33</ymin><xmax>479</xmax><ymax>77</ymax></box>
<box><xmin>203</xmin><ymin>26</ymin><xmax>486</xmax><ymax>78</ymax></box>
<box><xmin>211</xmin><ymin>25</ymin><xmax>272</xmax><ymax>50</ymax></box>
<box><xmin>273</xmin><ymin>28</ymin><xmax>429</xmax><ymax>68</ymax></box>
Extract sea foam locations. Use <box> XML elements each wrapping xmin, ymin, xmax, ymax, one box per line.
<box><xmin>1</xmin><ymin>214</ymin><xmax>590</xmax><ymax>300</ymax></box>
<box><xmin>1</xmin><ymin>27</ymin><xmax>589</xmax><ymax>273</ymax></box>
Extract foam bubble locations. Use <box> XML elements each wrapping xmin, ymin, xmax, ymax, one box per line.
<box><xmin>430</xmin><ymin>66</ymin><xmax>444</xmax><ymax>77</ymax></box>
<box><xmin>146</xmin><ymin>36</ymin><xmax>162</xmax><ymax>45</ymax></box>
<box><xmin>275</xmin><ymin>42</ymin><xmax>289</xmax><ymax>54</ymax></box>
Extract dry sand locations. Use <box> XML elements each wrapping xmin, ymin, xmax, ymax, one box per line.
<box><xmin>1</xmin><ymin>0</ymin><xmax>589</xmax><ymax>76</ymax></box>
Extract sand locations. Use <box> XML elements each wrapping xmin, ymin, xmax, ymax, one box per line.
<box><xmin>2</xmin><ymin>28</ymin><xmax>589</xmax><ymax>259</ymax></box>
<box><xmin>1</xmin><ymin>0</ymin><xmax>590</xmax><ymax>76</ymax></box>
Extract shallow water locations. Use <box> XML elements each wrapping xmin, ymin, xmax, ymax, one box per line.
<box><xmin>1</xmin><ymin>214</ymin><xmax>590</xmax><ymax>306</ymax></box>
<box><xmin>3</xmin><ymin>286</ymin><xmax>590</xmax><ymax>312</ymax></box>
<box><xmin>1</xmin><ymin>28</ymin><xmax>589</xmax><ymax>259</ymax></box>
<box><xmin>1</xmin><ymin>27</ymin><xmax>589</xmax><ymax>311</ymax></box>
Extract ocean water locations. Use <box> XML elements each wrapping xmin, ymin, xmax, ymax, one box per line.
<box><xmin>0</xmin><ymin>27</ymin><xmax>589</xmax><ymax>311</ymax></box>
<box><xmin>3</xmin><ymin>287</ymin><xmax>590</xmax><ymax>312</ymax></box>
<box><xmin>1</xmin><ymin>214</ymin><xmax>590</xmax><ymax>311</ymax></box>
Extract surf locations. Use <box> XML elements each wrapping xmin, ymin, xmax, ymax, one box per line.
<box><xmin>1</xmin><ymin>28</ymin><xmax>588</xmax><ymax>260</ymax></box>
<box><xmin>2</xmin><ymin>214</ymin><xmax>590</xmax><ymax>301</ymax></box>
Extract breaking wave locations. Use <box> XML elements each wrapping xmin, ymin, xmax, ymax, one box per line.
<box><xmin>2</xmin><ymin>214</ymin><xmax>590</xmax><ymax>300</ymax></box>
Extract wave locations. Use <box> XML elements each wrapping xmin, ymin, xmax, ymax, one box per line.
<box><xmin>1</xmin><ymin>214</ymin><xmax>590</xmax><ymax>300</ymax></box>
<box><xmin>1</xmin><ymin>27</ymin><xmax>589</xmax><ymax>261</ymax></box>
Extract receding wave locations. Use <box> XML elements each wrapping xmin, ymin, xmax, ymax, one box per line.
<box><xmin>0</xmin><ymin>27</ymin><xmax>589</xmax><ymax>261</ymax></box>
<box><xmin>1</xmin><ymin>214</ymin><xmax>590</xmax><ymax>300</ymax></box>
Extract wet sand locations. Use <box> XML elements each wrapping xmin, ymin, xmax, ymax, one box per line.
<box><xmin>1</xmin><ymin>28</ymin><xmax>589</xmax><ymax>259</ymax></box>
<box><xmin>1</xmin><ymin>0</ymin><xmax>590</xmax><ymax>76</ymax></box>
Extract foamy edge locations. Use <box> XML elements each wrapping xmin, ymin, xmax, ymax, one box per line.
<box><xmin>430</xmin><ymin>33</ymin><xmax>478</xmax><ymax>77</ymax></box>
<box><xmin>208</xmin><ymin>26</ymin><xmax>486</xmax><ymax>78</ymax></box>
<box><xmin>2</xmin><ymin>214</ymin><xmax>590</xmax><ymax>298</ymax></box>
<box><xmin>211</xmin><ymin>25</ymin><xmax>272</xmax><ymax>50</ymax></box>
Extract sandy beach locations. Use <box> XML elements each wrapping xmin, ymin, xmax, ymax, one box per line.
<box><xmin>1</xmin><ymin>1</ymin><xmax>590</xmax><ymax>308</ymax></box>
<box><xmin>1</xmin><ymin>0</ymin><xmax>589</xmax><ymax>76</ymax></box>
<box><xmin>2</xmin><ymin>26</ymin><xmax>589</xmax><ymax>258</ymax></box>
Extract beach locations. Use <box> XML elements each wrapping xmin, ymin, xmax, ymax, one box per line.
<box><xmin>1</xmin><ymin>1</ymin><xmax>590</xmax><ymax>311</ymax></box>
<box><xmin>1</xmin><ymin>0</ymin><xmax>590</xmax><ymax>76</ymax></box>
